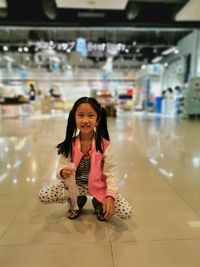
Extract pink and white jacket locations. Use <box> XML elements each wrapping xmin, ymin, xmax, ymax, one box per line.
<box><xmin>56</xmin><ymin>136</ymin><xmax>119</xmax><ymax>203</ymax></box>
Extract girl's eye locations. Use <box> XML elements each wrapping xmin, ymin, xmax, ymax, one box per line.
<box><xmin>76</xmin><ymin>113</ymin><xmax>95</xmax><ymax>118</ymax></box>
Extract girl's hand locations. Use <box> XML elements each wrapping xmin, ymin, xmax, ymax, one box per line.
<box><xmin>103</xmin><ymin>196</ymin><xmax>115</xmax><ymax>221</ymax></box>
<box><xmin>61</xmin><ymin>167</ymin><xmax>75</xmax><ymax>179</ymax></box>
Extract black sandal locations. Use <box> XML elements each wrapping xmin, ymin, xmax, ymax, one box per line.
<box><xmin>92</xmin><ymin>197</ymin><xmax>105</xmax><ymax>221</ymax></box>
<box><xmin>66</xmin><ymin>196</ymin><xmax>87</xmax><ymax>220</ymax></box>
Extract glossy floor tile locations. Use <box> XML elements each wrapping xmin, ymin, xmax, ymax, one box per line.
<box><xmin>0</xmin><ymin>243</ymin><xmax>113</xmax><ymax>267</ymax></box>
<box><xmin>112</xmin><ymin>240</ymin><xmax>200</xmax><ymax>267</ymax></box>
<box><xmin>0</xmin><ymin>111</ymin><xmax>200</xmax><ymax>266</ymax></box>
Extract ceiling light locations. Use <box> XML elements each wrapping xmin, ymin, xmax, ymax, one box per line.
<box><xmin>174</xmin><ymin>48</ymin><xmax>180</xmax><ymax>54</ymax></box>
<box><xmin>162</xmin><ymin>47</ymin><xmax>177</xmax><ymax>56</ymax></box>
<box><xmin>42</xmin><ymin>0</ymin><xmax>57</xmax><ymax>20</ymax></box>
<box><xmin>126</xmin><ymin>2</ymin><xmax>140</xmax><ymax>20</ymax></box>
<box><xmin>152</xmin><ymin>56</ymin><xmax>163</xmax><ymax>63</ymax></box>
<box><xmin>3</xmin><ymin>45</ymin><xmax>8</xmax><ymax>51</ymax></box>
<box><xmin>23</xmin><ymin>47</ymin><xmax>29</xmax><ymax>52</ymax></box>
<box><xmin>49</xmin><ymin>40</ymin><xmax>54</xmax><ymax>46</ymax></box>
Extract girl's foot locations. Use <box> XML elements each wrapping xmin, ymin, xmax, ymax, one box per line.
<box><xmin>66</xmin><ymin>196</ymin><xmax>87</xmax><ymax>220</ymax></box>
<box><xmin>92</xmin><ymin>197</ymin><xmax>105</xmax><ymax>221</ymax></box>
<box><xmin>66</xmin><ymin>208</ymin><xmax>82</xmax><ymax>219</ymax></box>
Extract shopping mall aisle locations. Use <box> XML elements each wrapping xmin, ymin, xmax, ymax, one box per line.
<box><xmin>0</xmin><ymin>112</ymin><xmax>200</xmax><ymax>267</ymax></box>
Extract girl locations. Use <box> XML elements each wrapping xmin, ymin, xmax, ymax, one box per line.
<box><xmin>38</xmin><ymin>97</ymin><xmax>133</xmax><ymax>221</ymax></box>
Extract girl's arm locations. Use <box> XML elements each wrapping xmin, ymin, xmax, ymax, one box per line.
<box><xmin>56</xmin><ymin>154</ymin><xmax>72</xmax><ymax>180</ymax></box>
<box><xmin>103</xmin><ymin>144</ymin><xmax>119</xmax><ymax>200</ymax></box>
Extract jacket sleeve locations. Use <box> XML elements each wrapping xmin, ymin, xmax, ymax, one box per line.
<box><xmin>56</xmin><ymin>154</ymin><xmax>71</xmax><ymax>180</ymax></box>
<box><xmin>103</xmin><ymin>144</ymin><xmax>119</xmax><ymax>200</ymax></box>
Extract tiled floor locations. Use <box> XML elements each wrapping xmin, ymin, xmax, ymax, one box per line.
<box><xmin>0</xmin><ymin>111</ymin><xmax>200</xmax><ymax>267</ymax></box>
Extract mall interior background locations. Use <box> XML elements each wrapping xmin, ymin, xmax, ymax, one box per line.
<box><xmin>1</xmin><ymin>1</ymin><xmax>200</xmax><ymax>266</ymax></box>
<box><xmin>0</xmin><ymin>0</ymin><xmax>200</xmax><ymax>118</ymax></box>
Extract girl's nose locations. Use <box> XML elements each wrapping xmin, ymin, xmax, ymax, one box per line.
<box><xmin>82</xmin><ymin>116</ymin><xmax>89</xmax><ymax>123</ymax></box>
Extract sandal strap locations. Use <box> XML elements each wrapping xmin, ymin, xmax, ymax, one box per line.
<box><xmin>66</xmin><ymin>208</ymin><xmax>81</xmax><ymax>219</ymax></box>
<box><xmin>66</xmin><ymin>196</ymin><xmax>87</xmax><ymax>220</ymax></box>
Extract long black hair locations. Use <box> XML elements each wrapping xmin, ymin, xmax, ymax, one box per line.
<box><xmin>56</xmin><ymin>97</ymin><xmax>110</xmax><ymax>157</ymax></box>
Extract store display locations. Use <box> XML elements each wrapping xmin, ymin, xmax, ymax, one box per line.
<box><xmin>94</xmin><ymin>91</ymin><xmax>117</xmax><ymax>117</ymax></box>
<box><xmin>118</xmin><ymin>93</ymin><xmax>133</xmax><ymax>111</ymax></box>
<box><xmin>185</xmin><ymin>78</ymin><xmax>200</xmax><ymax>118</ymax></box>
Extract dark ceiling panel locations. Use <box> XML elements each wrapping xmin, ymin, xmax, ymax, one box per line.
<box><xmin>0</xmin><ymin>0</ymin><xmax>194</xmax><ymax>28</ymax></box>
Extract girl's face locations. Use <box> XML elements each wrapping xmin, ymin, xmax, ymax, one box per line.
<box><xmin>75</xmin><ymin>103</ymin><xmax>98</xmax><ymax>136</ymax></box>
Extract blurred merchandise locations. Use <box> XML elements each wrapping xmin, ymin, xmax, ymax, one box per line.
<box><xmin>185</xmin><ymin>78</ymin><xmax>200</xmax><ymax>118</ymax></box>
<box><xmin>94</xmin><ymin>90</ymin><xmax>117</xmax><ymax>117</ymax></box>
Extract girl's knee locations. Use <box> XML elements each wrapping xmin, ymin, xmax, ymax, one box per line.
<box><xmin>121</xmin><ymin>205</ymin><xmax>133</xmax><ymax>220</ymax></box>
<box><xmin>37</xmin><ymin>184</ymin><xmax>67</xmax><ymax>204</ymax></box>
<box><xmin>38</xmin><ymin>188</ymin><xmax>48</xmax><ymax>203</ymax></box>
<box><xmin>115</xmin><ymin>194</ymin><xmax>134</xmax><ymax>220</ymax></box>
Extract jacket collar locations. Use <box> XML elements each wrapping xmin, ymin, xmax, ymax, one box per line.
<box><xmin>74</xmin><ymin>134</ymin><xmax>96</xmax><ymax>155</ymax></box>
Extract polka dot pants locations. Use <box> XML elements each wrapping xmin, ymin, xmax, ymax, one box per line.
<box><xmin>114</xmin><ymin>193</ymin><xmax>133</xmax><ymax>220</ymax></box>
<box><xmin>38</xmin><ymin>183</ymin><xmax>133</xmax><ymax>220</ymax></box>
<box><xmin>38</xmin><ymin>183</ymin><xmax>67</xmax><ymax>204</ymax></box>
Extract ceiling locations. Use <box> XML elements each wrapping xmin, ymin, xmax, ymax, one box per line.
<box><xmin>0</xmin><ymin>0</ymin><xmax>198</xmax><ymax>27</ymax></box>
<box><xmin>0</xmin><ymin>0</ymin><xmax>199</xmax><ymax>69</ymax></box>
